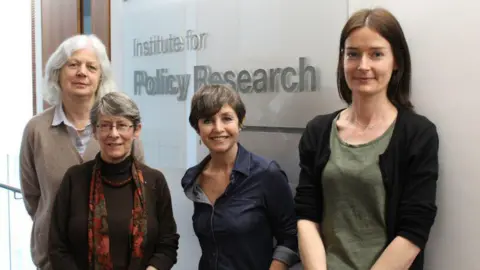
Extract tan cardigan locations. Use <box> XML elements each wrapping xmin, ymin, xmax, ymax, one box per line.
<box><xmin>19</xmin><ymin>106</ymin><xmax>144</xmax><ymax>270</ymax></box>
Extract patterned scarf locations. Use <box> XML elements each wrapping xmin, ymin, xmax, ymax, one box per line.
<box><xmin>88</xmin><ymin>158</ymin><xmax>148</xmax><ymax>269</ymax></box>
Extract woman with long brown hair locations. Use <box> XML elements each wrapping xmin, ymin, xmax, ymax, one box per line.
<box><xmin>295</xmin><ymin>8</ymin><xmax>439</xmax><ymax>270</ymax></box>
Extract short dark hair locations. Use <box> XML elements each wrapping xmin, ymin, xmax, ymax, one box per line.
<box><xmin>189</xmin><ymin>84</ymin><xmax>246</xmax><ymax>132</ymax></box>
<box><xmin>337</xmin><ymin>8</ymin><xmax>413</xmax><ymax>109</ymax></box>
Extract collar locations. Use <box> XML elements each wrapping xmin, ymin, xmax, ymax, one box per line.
<box><xmin>51</xmin><ymin>104</ymin><xmax>65</xmax><ymax>126</ymax></box>
<box><xmin>181</xmin><ymin>143</ymin><xmax>251</xmax><ymax>190</ymax></box>
<box><xmin>52</xmin><ymin>104</ymin><xmax>91</xmax><ymax>129</ymax></box>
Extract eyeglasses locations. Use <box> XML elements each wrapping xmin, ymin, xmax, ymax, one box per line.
<box><xmin>96</xmin><ymin>123</ymin><xmax>134</xmax><ymax>134</ymax></box>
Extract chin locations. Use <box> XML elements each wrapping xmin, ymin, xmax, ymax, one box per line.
<box><xmin>72</xmin><ymin>89</ymin><xmax>95</xmax><ymax>97</ymax></box>
<box><xmin>209</xmin><ymin>144</ymin><xmax>235</xmax><ymax>154</ymax></box>
<box><xmin>353</xmin><ymin>87</ymin><xmax>382</xmax><ymax>96</ymax></box>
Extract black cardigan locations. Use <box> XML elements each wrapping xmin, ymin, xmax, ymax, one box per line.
<box><xmin>49</xmin><ymin>159</ymin><xmax>180</xmax><ymax>270</ymax></box>
<box><xmin>294</xmin><ymin>108</ymin><xmax>439</xmax><ymax>270</ymax></box>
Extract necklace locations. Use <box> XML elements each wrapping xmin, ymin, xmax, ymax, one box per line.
<box><xmin>346</xmin><ymin>109</ymin><xmax>380</xmax><ymax>131</ymax></box>
<box><xmin>101</xmin><ymin>176</ymin><xmax>133</xmax><ymax>187</ymax></box>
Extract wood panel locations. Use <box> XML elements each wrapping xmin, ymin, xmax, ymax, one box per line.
<box><xmin>91</xmin><ymin>0</ymin><xmax>111</xmax><ymax>58</ymax></box>
<box><xmin>41</xmin><ymin>0</ymin><xmax>80</xmax><ymax>109</ymax></box>
<box><xmin>31</xmin><ymin>0</ymin><xmax>36</xmax><ymax>115</ymax></box>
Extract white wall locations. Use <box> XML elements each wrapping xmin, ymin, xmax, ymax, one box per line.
<box><xmin>111</xmin><ymin>1</ymin><xmax>480</xmax><ymax>269</ymax></box>
<box><xmin>0</xmin><ymin>0</ymin><xmax>36</xmax><ymax>269</ymax></box>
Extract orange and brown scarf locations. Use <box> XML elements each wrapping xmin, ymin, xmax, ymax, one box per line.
<box><xmin>87</xmin><ymin>159</ymin><xmax>147</xmax><ymax>269</ymax></box>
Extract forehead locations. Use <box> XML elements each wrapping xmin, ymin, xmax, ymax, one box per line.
<box><xmin>345</xmin><ymin>27</ymin><xmax>391</xmax><ymax>49</ymax></box>
<box><xmin>98</xmin><ymin>115</ymin><xmax>131</xmax><ymax>123</ymax></box>
<box><xmin>217</xmin><ymin>104</ymin><xmax>235</xmax><ymax>114</ymax></box>
<box><xmin>207</xmin><ymin>104</ymin><xmax>236</xmax><ymax>118</ymax></box>
<box><xmin>68</xmin><ymin>48</ymin><xmax>99</xmax><ymax>62</ymax></box>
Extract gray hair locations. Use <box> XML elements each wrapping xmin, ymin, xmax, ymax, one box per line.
<box><xmin>189</xmin><ymin>84</ymin><xmax>246</xmax><ymax>132</ymax></box>
<box><xmin>42</xmin><ymin>34</ymin><xmax>116</xmax><ymax>105</ymax></box>
<box><xmin>90</xmin><ymin>92</ymin><xmax>141</xmax><ymax>128</ymax></box>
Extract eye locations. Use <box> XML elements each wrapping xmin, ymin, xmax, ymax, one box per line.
<box><xmin>345</xmin><ymin>51</ymin><xmax>359</xmax><ymax>58</ymax></box>
<box><xmin>223</xmin><ymin>116</ymin><xmax>234</xmax><ymax>122</ymax></box>
<box><xmin>88</xmin><ymin>65</ymin><xmax>98</xmax><ymax>71</ymax></box>
<box><xmin>372</xmin><ymin>51</ymin><xmax>384</xmax><ymax>58</ymax></box>
<box><xmin>202</xmin><ymin>118</ymin><xmax>211</xmax><ymax>124</ymax></box>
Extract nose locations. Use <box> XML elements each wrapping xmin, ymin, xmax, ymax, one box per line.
<box><xmin>357</xmin><ymin>55</ymin><xmax>371</xmax><ymax>71</ymax></box>
<box><xmin>107</xmin><ymin>126</ymin><xmax>120</xmax><ymax>137</ymax></box>
<box><xmin>76</xmin><ymin>64</ymin><xmax>87</xmax><ymax>77</ymax></box>
<box><xmin>212</xmin><ymin>121</ymin><xmax>224</xmax><ymax>132</ymax></box>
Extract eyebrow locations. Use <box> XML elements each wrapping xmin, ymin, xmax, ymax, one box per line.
<box><xmin>219</xmin><ymin>112</ymin><xmax>235</xmax><ymax>116</ymax></box>
<box><xmin>345</xmin><ymin>46</ymin><xmax>387</xmax><ymax>50</ymax></box>
<box><xmin>69</xmin><ymin>58</ymin><xmax>99</xmax><ymax>65</ymax></box>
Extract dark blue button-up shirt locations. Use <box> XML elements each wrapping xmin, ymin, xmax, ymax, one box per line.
<box><xmin>182</xmin><ymin>144</ymin><xmax>298</xmax><ymax>270</ymax></box>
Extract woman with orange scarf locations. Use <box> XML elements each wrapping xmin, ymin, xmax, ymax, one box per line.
<box><xmin>49</xmin><ymin>92</ymin><xmax>179</xmax><ymax>270</ymax></box>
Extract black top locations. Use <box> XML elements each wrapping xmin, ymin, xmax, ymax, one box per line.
<box><xmin>100</xmin><ymin>155</ymin><xmax>134</xmax><ymax>270</ymax></box>
<box><xmin>49</xmin><ymin>157</ymin><xmax>179</xmax><ymax>270</ymax></box>
<box><xmin>294</xmin><ymin>108</ymin><xmax>439</xmax><ymax>270</ymax></box>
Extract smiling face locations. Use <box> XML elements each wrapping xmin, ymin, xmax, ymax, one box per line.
<box><xmin>343</xmin><ymin>27</ymin><xmax>397</xmax><ymax>98</ymax></box>
<box><xmin>59</xmin><ymin>48</ymin><xmax>101</xmax><ymax>102</ymax></box>
<box><xmin>94</xmin><ymin>114</ymin><xmax>141</xmax><ymax>164</ymax></box>
<box><xmin>197</xmin><ymin>104</ymin><xmax>240</xmax><ymax>155</ymax></box>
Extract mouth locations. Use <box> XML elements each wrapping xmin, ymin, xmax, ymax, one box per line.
<box><xmin>210</xmin><ymin>136</ymin><xmax>229</xmax><ymax>141</ymax></box>
<box><xmin>72</xmin><ymin>82</ymin><xmax>89</xmax><ymax>87</ymax></box>
<box><xmin>107</xmin><ymin>143</ymin><xmax>123</xmax><ymax>147</ymax></box>
<box><xmin>355</xmin><ymin>77</ymin><xmax>374</xmax><ymax>81</ymax></box>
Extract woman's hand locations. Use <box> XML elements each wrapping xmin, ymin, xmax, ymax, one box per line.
<box><xmin>146</xmin><ymin>266</ymin><xmax>158</xmax><ymax>270</ymax></box>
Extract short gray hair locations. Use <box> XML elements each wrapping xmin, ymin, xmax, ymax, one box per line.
<box><xmin>90</xmin><ymin>92</ymin><xmax>141</xmax><ymax>128</ymax></box>
<box><xmin>42</xmin><ymin>34</ymin><xmax>116</xmax><ymax>105</ymax></box>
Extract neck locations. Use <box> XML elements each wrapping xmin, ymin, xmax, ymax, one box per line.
<box><xmin>349</xmin><ymin>93</ymin><xmax>395</xmax><ymax>126</ymax></box>
<box><xmin>208</xmin><ymin>143</ymin><xmax>238</xmax><ymax>172</ymax></box>
<box><xmin>100</xmin><ymin>151</ymin><xmax>131</xmax><ymax>165</ymax></box>
<box><xmin>62</xmin><ymin>96</ymin><xmax>94</xmax><ymax>130</ymax></box>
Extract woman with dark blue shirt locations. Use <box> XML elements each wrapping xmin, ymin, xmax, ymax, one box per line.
<box><xmin>181</xmin><ymin>84</ymin><xmax>299</xmax><ymax>270</ymax></box>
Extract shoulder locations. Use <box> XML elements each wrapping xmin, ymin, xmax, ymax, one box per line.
<box><xmin>299</xmin><ymin>109</ymin><xmax>343</xmax><ymax>150</ymax></box>
<box><xmin>249</xmin><ymin>151</ymin><xmax>274</xmax><ymax>172</ymax></box>
<box><xmin>305</xmin><ymin>110</ymin><xmax>342</xmax><ymax>132</ymax></box>
<box><xmin>248</xmin><ymin>152</ymin><xmax>287</xmax><ymax>184</ymax></box>
<box><xmin>137</xmin><ymin>163</ymin><xmax>168</xmax><ymax>189</ymax></box>
<box><xmin>58</xmin><ymin>160</ymin><xmax>95</xmax><ymax>192</ymax></box>
<box><xmin>396</xmin><ymin>109</ymin><xmax>438</xmax><ymax>144</ymax></box>
<box><xmin>22</xmin><ymin>107</ymin><xmax>56</xmax><ymax>138</ymax></box>
<box><xmin>64</xmin><ymin>160</ymin><xmax>95</xmax><ymax>179</ymax></box>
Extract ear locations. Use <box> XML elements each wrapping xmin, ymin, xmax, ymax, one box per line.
<box><xmin>393</xmin><ymin>59</ymin><xmax>398</xmax><ymax>71</ymax></box>
<box><xmin>133</xmin><ymin>123</ymin><xmax>142</xmax><ymax>139</ymax></box>
<box><xmin>239</xmin><ymin>116</ymin><xmax>245</xmax><ymax>128</ymax></box>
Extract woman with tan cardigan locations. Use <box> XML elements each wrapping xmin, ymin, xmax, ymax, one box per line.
<box><xmin>19</xmin><ymin>34</ymin><xmax>144</xmax><ymax>270</ymax></box>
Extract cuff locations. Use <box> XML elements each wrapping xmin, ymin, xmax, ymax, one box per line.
<box><xmin>397</xmin><ymin>230</ymin><xmax>427</xmax><ymax>250</ymax></box>
<box><xmin>149</xmin><ymin>254</ymin><xmax>174</xmax><ymax>270</ymax></box>
<box><xmin>272</xmin><ymin>245</ymin><xmax>300</xmax><ymax>267</ymax></box>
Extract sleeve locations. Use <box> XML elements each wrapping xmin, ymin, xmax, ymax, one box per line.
<box><xmin>148</xmin><ymin>173</ymin><xmax>180</xmax><ymax>270</ymax></box>
<box><xmin>133</xmin><ymin>138</ymin><xmax>145</xmax><ymax>163</ymax></box>
<box><xmin>19</xmin><ymin>122</ymin><xmax>40</xmax><ymax>219</ymax></box>
<box><xmin>294</xmin><ymin>120</ymin><xmax>323</xmax><ymax>223</ymax></box>
<box><xmin>49</xmin><ymin>169</ymin><xmax>79</xmax><ymax>270</ymax></box>
<box><xmin>396</xmin><ymin>124</ymin><xmax>439</xmax><ymax>250</ymax></box>
<box><xmin>264</xmin><ymin>162</ymin><xmax>300</xmax><ymax>266</ymax></box>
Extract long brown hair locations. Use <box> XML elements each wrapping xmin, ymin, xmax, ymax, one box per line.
<box><xmin>337</xmin><ymin>8</ymin><xmax>413</xmax><ymax>109</ymax></box>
